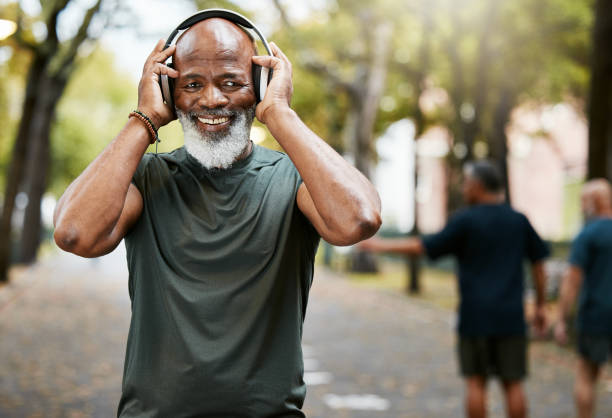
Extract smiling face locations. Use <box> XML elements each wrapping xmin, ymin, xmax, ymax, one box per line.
<box><xmin>173</xmin><ymin>18</ymin><xmax>257</xmax><ymax>169</ymax></box>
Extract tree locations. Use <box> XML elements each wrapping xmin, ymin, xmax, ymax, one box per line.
<box><xmin>587</xmin><ymin>0</ymin><xmax>612</xmax><ymax>179</ymax></box>
<box><xmin>0</xmin><ymin>0</ymin><xmax>118</xmax><ymax>282</ymax></box>
<box><xmin>272</xmin><ymin>0</ymin><xmax>394</xmax><ymax>180</ymax></box>
<box><xmin>424</xmin><ymin>0</ymin><xmax>591</xmax><ymax>211</ymax></box>
<box><xmin>50</xmin><ymin>48</ymin><xmax>137</xmax><ymax>196</ymax></box>
<box><xmin>271</xmin><ymin>0</ymin><xmax>399</xmax><ymax>271</ymax></box>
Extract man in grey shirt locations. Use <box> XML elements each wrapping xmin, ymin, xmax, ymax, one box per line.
<box><xmin>53</xmin><ymin>10</ymin><xmax>381</xmax><ymax>417</ymax></box>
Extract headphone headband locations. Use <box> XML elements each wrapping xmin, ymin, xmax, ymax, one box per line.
<box><xmin>159</xmin><ymin>8</ymin><xmax>273</xmax><ymax>107</ymax></box>
<box><xmin>163</xmin><ymin>8</ymin><xmax>272</xmax><ymax>56</ymax></box>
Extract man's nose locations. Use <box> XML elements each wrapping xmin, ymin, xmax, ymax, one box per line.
<box><xmin>198</xmin><ymin>84</ymin><xmax>229</xmax><ymax>108</ymax></box>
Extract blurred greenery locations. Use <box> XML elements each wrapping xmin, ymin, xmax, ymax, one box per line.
<box><xmin>263</xmin><ymin>0</ymin><xmax>593</xmax><ymax>151</ymax></box>
<box><xmin>0</xmin><ymin>0</ymin><xmax>598</xmax><ymax>214</ymax></box>
<box><xmin>0</xmin><ymin>39</ymin><xmax>29</xmax><ymax>193</ymax></box>
<box><xmin>50</xmin><ymin>48</ymin><xmax>137</xmax><ymax>196</ymax></box>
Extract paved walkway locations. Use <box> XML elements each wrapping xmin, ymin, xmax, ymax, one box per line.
<box><xmin>1</xmin><ymin>245</ymin><xmax>611</xmax><ymax>417</ymax></box>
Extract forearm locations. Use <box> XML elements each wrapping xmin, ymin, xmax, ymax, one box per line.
<box><xmin>266</xmin><ymin>107</ymin><xmax>381</xmax><ymax>240</ymax></box>
<box><xmin>558</xmin><ymin>266</ymin><xmax>581</xmax><ymax>322</ymax></box>
<box><xmin>54</xmin><ymin>118</ymin><xmax>149</xmax><ymax>250</ymax></box>
<box><xmin>366</xmin><ymin>237</ymin><xmax>424</xmax><ymax>255</ymax></box>
<box><xmin>532</xmin><ymin>262</ymin><xmax>547</xmax><ymax>307</ymax></box>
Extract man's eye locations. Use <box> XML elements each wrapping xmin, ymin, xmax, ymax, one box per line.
<box><xmin>185</xmin><ymin>82</ymin><xmax>200</xmax><ymax>89</ymax></box>
<box><xmin>224</xmin><ymin>81</ymin><xmax>236</xmax><ymax>87</ymax></box>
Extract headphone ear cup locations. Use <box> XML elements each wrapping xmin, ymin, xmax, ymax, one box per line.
<box><xmin>159</xmin><ymin>62</ymin><xmax>175</xmax><ymax>109</ymax></box>
<box><xmin>252</xmin><ymin>64</ymin><xmax>262</xmax><ymax>103</ymax></box>
<box><xmin>252</xmin><ymin>64</ymin><xmax>273</xmax><ymax>103</ymax></box>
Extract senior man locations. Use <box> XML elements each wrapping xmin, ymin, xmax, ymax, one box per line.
<box><xmin>555</xmin><ymin>179</ymin><xmax>612</xmax><ymax>418</ymax></box>
<box><xmin>53</xmin><ymin>10</ymin><xmax>381</xmax><ymax>417</ymax></box>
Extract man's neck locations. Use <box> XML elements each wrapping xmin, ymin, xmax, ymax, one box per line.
<box><xmin>596</xmin><ymin>208</ymin><xmax>612</xmax><ymax>218</ymax></box>
<box><xmin>475</xmin><ymin>193</ymin><xmax>503</xmax><ymax>205</ymax></box>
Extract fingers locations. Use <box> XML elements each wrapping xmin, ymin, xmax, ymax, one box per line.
<box><xmin>252</xmin><ymin>54</ymin><xmax>282</xmax><ymax>70</ymax></box>
<box><xmin>253</xmin><ymin>42</ymin><xmax>294</xmax><ymax>123</ymax></box>
<box><xmin>253</xmin><ymin>42</ymin><xmax>292</xmax><ymax>71</ymax></box>
<box><xmin>137</xmin><ymin>39</ymin><xmax>179</xmax><ymax>127</ymax></box>
<box><xmin>154</xmin><ymin>38</ymin><xmax>165</xmax><ymax>53</ymax></box>
<box><xmin>143</xmin><ymin>39</ymin><xmax>176</xmax><ymax>75</ymax></box>
<box><xmin>155</xmin><ymin>62</ymin><xmax>179</xmax><ymax>78</ymax></box>
<box><xmin>159</xmin><ymin>43</ymin><xmax>176</xmax><ymax>61</ymax></box>
<box><xmin>147</xmin><ymin>39</ymin><xmax>173</xmax><ymax>62</ymax></box>
<box><xmin>145</xmin><ymin>39</ymin><xmax>176</xmax><ymax>67</ymax></box>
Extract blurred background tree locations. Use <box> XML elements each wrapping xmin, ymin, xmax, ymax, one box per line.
<box><xmin>264</xmin><ymin>0</ymin><xmax>592</xmax><ymax>281</ymax></box>
<box><xmin>0</xmin><ymin>0</ymin><xmax>124</xmax><ymax>281</ymax></box>
<box><xmin>587</xmin><ymin>0</ymin><xmax>612</xmax><ymax>179</ymax></box>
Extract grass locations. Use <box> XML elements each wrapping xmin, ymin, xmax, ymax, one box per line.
<box><xmin>335</xmin><ymin>256</ymin><xmax>567</xmax><ymax>339</ymax></box>
<box><xmin>342</xmin><ymin>258</ymin><xmax>459</xmax><ymax>310</ymax></box>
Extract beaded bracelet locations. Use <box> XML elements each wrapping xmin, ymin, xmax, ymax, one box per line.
<box><xmin>129</xmin><ymin>110</ymin><xmax>160</xmax><ymax>145</ymax></box>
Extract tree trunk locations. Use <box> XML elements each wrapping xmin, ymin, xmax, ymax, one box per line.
<box><xmin>464</xmin><ymin>1</ymin><xmax>500</xmax><ymax>159</ymax></box>
<box><xmin>444</xmin><ymin>5</ymin><xmax>468</xmax><ymax>216</ymax></box>
<box><xmin>18</xmin><ymin>75</ymin><xmax>67</xmax><ymax>263</ymax></box>
<box><xmin>490</xmin><ymin>87</ymin><xmax>514</xmax><ymax>203</ymax></box>
<box><xmin>445</xmin><ymin>1</ymin><xmax>500</xmax><ymax>215</ymax></box>
<box><xmin>406</xmin><ymin>1</ymin><xmax>434</xmax><ymax>295</ymax></box>
<box><xmin>347</xmin><ymin>98</ymin><xmax>379</xmax><ymax>272</ymax></box>
<box><xmin>349</xmin><ymin>22</ymin><xmax>393</xmax><ymax>273</ymax></box>
<box><xmin>0</xmin><ymin>58</ymin><xmax>45</xmax><ymax>282</ymax></box>
<box><xmin>587</xmin><ymin>0</ymin><xmax>612</xmax><ymax>179</ymax></box>
<box><xmin>0</xmin><ymin>0</ymin><xmax>105</xmax><ymax>281</ymax></box>
<box><xmin>352</xmin><ymin>22</ymin><xmax>393</xmax><ymax>179</ymax></box>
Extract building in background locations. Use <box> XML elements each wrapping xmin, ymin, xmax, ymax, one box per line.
<box><xmin>374</xmin><ymin>102</ymin><xmax>587</xmax><ymax>241</ymax></box>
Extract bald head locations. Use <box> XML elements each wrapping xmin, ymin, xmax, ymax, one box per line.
<box><xmin>174</xmin><ymin>18</ymin><xmax>256</xmax><ymax>65</ymax></box>
<box><xmin>581</xmin><ymin>178</ymin><xmax>612</xmax><ymax>219</ymax></box>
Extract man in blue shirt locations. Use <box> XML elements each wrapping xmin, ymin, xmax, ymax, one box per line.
<box><xmin>555</xmin><ymin>179</ymin><xmax>612</xmax><ymax>418</ymax></box>
<box><xmin>361</xmin><ymin>160</ymin><xmax>549</xmax><ymax>418</ymax></box>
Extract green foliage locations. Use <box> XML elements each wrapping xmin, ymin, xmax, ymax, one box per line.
<box><xmin>269</xmin><ymin>0</ymin><xmax>592</xmax><ymax>155</ymax></box>
<box><xmin>50</xmin><ymin>47</ymin><xmax>137</xmax><ymax>196</ymax></box>
<box><xmin>0</xmin><ymin>48</ymin><xmax>31</xmax><ymax>192</ymax></box>
<box><xmin>3</xmin><ymin>0</ymin><xmax>593</xmax><ymax>200</ymax></box>
<box><xmin>194</xmin><ymin>0</ymin><xmax>250</xmax><ymax>16</ymax></box>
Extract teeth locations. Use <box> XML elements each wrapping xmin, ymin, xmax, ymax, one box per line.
<box><xmin>198</xmin><ymin>116</ymin><xmax>229</xmax><ymax>125</ymax></box>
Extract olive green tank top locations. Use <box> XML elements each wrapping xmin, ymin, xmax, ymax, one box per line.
<box><xmin>119</xmin><ymin>145</ymin><xmax>319</xmax><ymax>417</ymax></box>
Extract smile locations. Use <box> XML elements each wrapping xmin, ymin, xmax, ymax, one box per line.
<box><xmin>198</xmin><ymin>116</ymin><xmax>230</xmax><ymax>125</ymax></box>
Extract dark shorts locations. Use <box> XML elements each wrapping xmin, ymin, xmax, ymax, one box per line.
<box><xmin>458</xmin><ymin>335</ymin><xmax>527</xmax><ymax>381</ymax></box>
<box><xmin>577</xmin><ymin>334</ymin><xmax>612</xmax><ymax>365</ymax></box>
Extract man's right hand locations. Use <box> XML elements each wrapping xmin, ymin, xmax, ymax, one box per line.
<box><xmin>137</xmin><ymin>39</ymin><xmax>179</xmax><ymax>129</ymax></box>
<box><xmin>532</xmin><ymin>304</ymin><xmax>547</xmax><ymax>338</ymax></box>
<box><xmin>554</xmin><ymin>320</ymin><xmax>569</xmax><ymax>345</ymax></box>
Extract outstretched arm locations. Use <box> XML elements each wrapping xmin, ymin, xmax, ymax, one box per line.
<box><xmin>53</xmin><ymin>40</ymin><xmax>178</xmax><ymax>257</ymax></box>
<box><xmin>253</xmin><ymin>43</ymin><xmax>381</xmax><ymax>246</ymax></box>
<box><xmin>554</xmin><ymin>265</ymin><xmax>583</xmax><ymax>345</ymax></box>
<box><xmin>358</xmin><ymin>236</ymin><xmax>425</xmax><ymax>256</ymax></box>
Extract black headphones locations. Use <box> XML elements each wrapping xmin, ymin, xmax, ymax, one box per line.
<box><xmin>159</xmin><ymin>8</ymin><xmax>273</xmax><ymax>109</ymax></box>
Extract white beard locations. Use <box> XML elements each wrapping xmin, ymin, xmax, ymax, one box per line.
<box><xmin>177</xmin><ymin>105</ymin><xmax>255</xmax><ymax>170</ymax></box>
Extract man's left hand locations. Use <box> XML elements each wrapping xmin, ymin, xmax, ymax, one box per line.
<box><xmin>533</xmin><ymin>304</ymin><xmax>547</xmax><ymax>338</ymax></box>
<box><xmin>252</xmin><ymin>42</ymin><xmax>293</xmax><ymax>124</ymax></box>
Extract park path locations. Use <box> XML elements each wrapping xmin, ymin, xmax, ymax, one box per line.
<box><xmin>0</xmin><ymin>244</ymin><xmax>611</xmax><ymax>417</ymax></box>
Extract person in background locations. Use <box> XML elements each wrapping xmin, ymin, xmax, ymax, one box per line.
<box><xmin>360</xmin><ymin>160</ymin><xmax>548</xmax><ymax>418</ymax></box>
<box><xmin>555</xmin><ymin>179</ymin><xmax>612</xmax><ymax>418</ymax></box>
